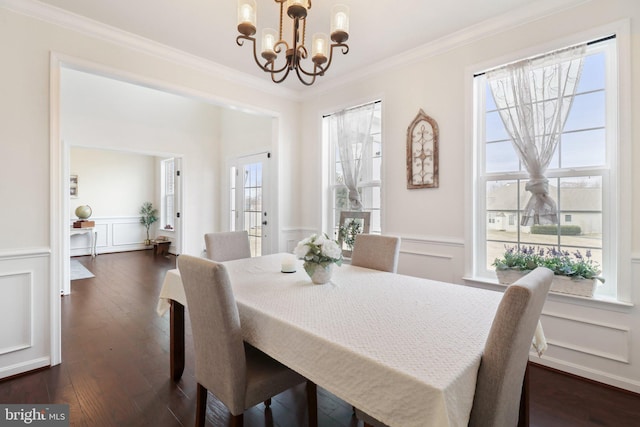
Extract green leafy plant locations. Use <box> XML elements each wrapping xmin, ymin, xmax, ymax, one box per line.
<box><xmin>139</xmin><ymin>202</ymin><xmax>159</xmax><ymax>243</ymax></box>
<box><xmin>493</xmin><ymin>245</ymin><xmax>604</xmax><ymax>283</ymax></box>
<box><xmin>338</xmin><ymin>219</ymin><xmax>362</xmax><ymax>250</ymax></box>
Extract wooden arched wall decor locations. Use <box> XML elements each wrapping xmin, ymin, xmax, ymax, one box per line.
<box><xmin>406</xmin><ymin>109</ymin><xmax>439</xmax><ymax>189</ymax></box>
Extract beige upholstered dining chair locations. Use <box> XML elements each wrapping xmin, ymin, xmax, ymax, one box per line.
<box><xmin>350</xmin><ymin>234</ymin><xmax>401</xmax><ymax>273</ymax></box>
<box><xmin>178</xmin><ymin>255</ymin><xmax>317</xmax><ymax>427</ymax></box>
<box><xmin>468</xmin><ymin>266</ymin><xmax>552</xmax><ymax>426</ymax></box>
<box><xmin>204</xmin><ymin>230</ymin><xmax>251</xmax><ymax>262</ymax></box>
<box><xmin>355</xmin><ymin>267</ymin><xmax>553</xmax><ymax>427</ymax></box>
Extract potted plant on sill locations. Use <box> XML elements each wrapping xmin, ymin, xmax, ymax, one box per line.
<box><xmin>139</xmin><ymin>202</ymin><xmax>158</xmax><ymax>246</ymax></box>
<box><xmin>493</xmin><ymin>245</ymin><xmax>605</xmax><ymax>297</ymax></box>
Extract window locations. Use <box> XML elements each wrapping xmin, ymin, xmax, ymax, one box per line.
<box><xmin>473</xmin><ymin>37</ymin><xmax>619</xmax><ymax>298</ymax></box>
<box><xmin>161</xmin><ymin>158</ymin><xmax>175</xmax><ymax>230</ymax></box>
<box><xmin>324</xmin><ymin>100</ymin><xmax>382</xmax><ymax>239</ymax></box>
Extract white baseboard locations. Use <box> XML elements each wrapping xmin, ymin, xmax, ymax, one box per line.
<box><xmin>0</xmin><ymin>356</ymin><xmax>50</xmax><ymax>380</ymax></box>
<box><xmin>531</xmin><ymin>354</ymin><xmax>640</xmax><ymax>394</ymax></box>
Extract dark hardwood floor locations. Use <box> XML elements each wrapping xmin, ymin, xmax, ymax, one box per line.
<box><xmin>0</xmin><ymin>251</ymin><xmax>638</xmax><ymax>426</ymax></box>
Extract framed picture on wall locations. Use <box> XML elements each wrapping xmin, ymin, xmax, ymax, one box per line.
<box><xmin>70</xmin><ymin>175</ymin><xmax>78</xmax><ymax>198</ymax></box>
<box><xmin>407</xmin><ymin>109</ymin><xmax>439</xmax><ymax>189</ymax></box>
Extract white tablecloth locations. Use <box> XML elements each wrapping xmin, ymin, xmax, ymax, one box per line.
<box><xmin>158</xmin><ymin>254</ymin><xmax>503</xmax><ymax>427</ymax></box>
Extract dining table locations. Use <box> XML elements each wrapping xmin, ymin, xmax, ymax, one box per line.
<box><xmin>157</xmin><ymin>253</ymin><xmax>506</xmax><ymax>427</ymax></box>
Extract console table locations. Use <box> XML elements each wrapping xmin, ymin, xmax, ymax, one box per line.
<box><xmin>70</xmin><ymin>227</ymin><xmax>97</xmax><ymax>257</ymax></box>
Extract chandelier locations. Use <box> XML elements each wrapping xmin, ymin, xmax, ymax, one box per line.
<box><xmin>236</xmin><ymin>0</ymin><xmax>350</xmax><ymax>86</ymax></box>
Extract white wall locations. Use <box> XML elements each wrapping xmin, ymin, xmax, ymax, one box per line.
<box><xmin>0</xmin><ymin>5</ymin><xmax>300</xmax><ymax>377</ymax></box>
<box><xmin>68</xmin><ymin>147</ymin><xmax>157</xmax><ymax>256</ymax></box>
<box><xmin>298</xmin><ymin>0</ymin><xmax>640</xmax><ymax>392</ymax></box>
<box><xmin>69</xmin><ymin>147</ymin><xmax>156</xmax><ymax>218</ymax></box>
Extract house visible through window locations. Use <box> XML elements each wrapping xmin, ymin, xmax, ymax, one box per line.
<box><xmin>473</xmin><ymin>36</ymin><xmax>618</xmax><ymax>298</ymax></box>
<box><xmin>324</xmin><ymin>100</ymin><xmax>382</xmax><ymax>240</ymax></box>
<box><xmin>161</xmin><ymin>158</ymin><xmax>175</xmax><ymax>230</ymax></box>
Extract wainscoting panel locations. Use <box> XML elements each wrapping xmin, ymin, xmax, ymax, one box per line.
<box><xmin>113</xmin><ymin>221</ymin><xmax>147</xmax><ymax>246</ymax></box>
<box><xmin>0</xmin><ymin>271</ymin><xmax>32</xmax><ymax>355</ymax></box>
<box><xmin>400</xmin><ymin>250</ymin><xmax>455</xmax><ymax>283</ymax></box>
<box><xmin>396</xmin><ymin>234</ymin><xmax>465</xmax><ymax>284</ymax></box>
<box><xmin>0</xmin><ymin>250</ymin><xmax>50</xmax><ymax>379</ymax></box>
<box><xmin>70</xmin><ymin>216</ymin><xmax>150</xmax><ymax>256</ymax></box>
<box><xmin>542</xmin><ymin>313</ymin><xmax>630</xmax><ymax>363</ymax></box>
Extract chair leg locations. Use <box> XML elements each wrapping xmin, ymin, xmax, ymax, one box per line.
<box><xmin>230</xmin><ymin>414</ymin><xmax>244</xmax><ymax>427</ymax></box>
<box><xmin>196</xmin><ymin>383</ymin><xmax>207</xmax><ymax>427</ymax></box>
<box><xmin>306</xmin><ymin>381</ymin><xmax>318</xmax><ymax>427</ymax></box>
<box><xmin>264</xmin><ymin>398</ymin><xmax>271</xmax><ymax>408</ymax></box>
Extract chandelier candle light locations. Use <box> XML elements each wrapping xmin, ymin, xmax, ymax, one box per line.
<box><xmin>236</xmin><ymin>0</ymin><xmax>350</xmax><ymax>85</ymax></box>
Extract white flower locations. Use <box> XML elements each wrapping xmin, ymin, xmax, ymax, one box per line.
<box><xmin>294</xmin><ymin>233</ymin><xmax>343</xmax><ymax>265</ymax></box>
<box><xmin>293</xmin><ymin>241</ymin><xmax>309</xmax><ymax>259</ymax></box>
<box><xmin>322</xmin><ymin>240</ymin><xmax>342</xmax><ymax>259</ymax></box>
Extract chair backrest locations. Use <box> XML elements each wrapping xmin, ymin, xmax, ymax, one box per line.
<box><xmin>469</xmin><ymin>267</ymin><xmax>553</xmax><ymax>427</ymax></box>
<box><xmin>177</xmin><ymin>255</ymin><xmax>247</xmax><ymax>412</ymax></box>
<box><xmin>350</xmin><ymin>234</ymin><xmax>401</xmax><ymax>273</ymax></box>
<box><xmin>204</xmin><ymin>231</ymin><xmax>251</xmax><ymax>262</ymax></box>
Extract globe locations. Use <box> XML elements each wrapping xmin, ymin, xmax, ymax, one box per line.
<box><xmin>75</xmin><ymin>205</ymin><xmax>92</xmax><ymax>220</ymax></box>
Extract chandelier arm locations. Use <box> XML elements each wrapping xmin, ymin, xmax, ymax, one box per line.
<box><xmin>295</xmin><ymin>58</ymin><xmax>323</xmax><ymax>78</ymax></box>
<box><xmin>237</xmin><ymin>35</ymin><xmax>289</xmax><ymax>74</ymax></box>
<box><xmin>266</xmin><ymin>60</ymin><xmax>291</xmax><ymax>75</ymax></box>
<box><xmin>271</xmin><ymin>65</ymin><xmax>292</xmax><ymax>84</ymax></box>
<box><xmin>294</xmin><ymin>63</ymin><xmax>317</xmax><ymax>86</ymax></box>
<box><xmin>318</xmin><ymin>42</ymin><xmax>349</xmax><ymax>74</ymax></box>
<box><xmin>295</xmin><ymin>41</ymin><xmax>349</xmax><ymax>78</ymax></box>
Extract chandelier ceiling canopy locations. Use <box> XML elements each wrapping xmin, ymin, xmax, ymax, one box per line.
<box><xmin>236</xmin><ymin>0</ymin><xmax>350</xmax><ymax>86</ymax></box>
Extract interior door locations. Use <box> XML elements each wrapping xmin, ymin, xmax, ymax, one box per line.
<box><xmin>172</xmin><ymin>157</ymin><xmax>182</xmax><ymax>255</ymax></box>
<box><xmin>231</xmin><ymin>152</ymin><xmax>271</xmax><ymax>256</ymax></box>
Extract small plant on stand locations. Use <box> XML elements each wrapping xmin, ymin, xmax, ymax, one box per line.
<box><xmin>139</xmin><ymin>202</ymin><xmax>158</xmax><ymax>246</ymax></box>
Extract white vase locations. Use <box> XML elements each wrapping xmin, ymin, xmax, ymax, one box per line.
<box><xmin>304</xmin><ymin>262</ymin><xmax>333</xmax><ymax>284</ymax></box>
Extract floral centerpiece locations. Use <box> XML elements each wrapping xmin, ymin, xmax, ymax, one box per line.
<box><xmin>294</xmin><ymin>233</ymin><xmax>343</xmax><ymax>284</ymax></box>
<box><xmin>493</xmin><ymin>245</ymin><xmax>604</xmax><ymax>297</ymax></box>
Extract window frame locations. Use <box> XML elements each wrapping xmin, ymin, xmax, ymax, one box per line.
<box><xmin>160</xmin><ymin>157</ymin><xmax>175</xmax><ymax>231</ymax></box>
<box><xmin>323</xmin><ymin>100</ymin><xmax>383</xmax><ymax>240</ymax></box>
<box><xmin>466</xmin><ymin>21</ymin><xmax>632</xmax><ymax>303</ymax></box>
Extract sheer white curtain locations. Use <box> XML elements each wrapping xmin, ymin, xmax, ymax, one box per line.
<box><xmin>488</xmin><ymin>44</ymin><xmax>586</xmax><ymax>225</ymax></box>
<box><xmin>329</xmin><ymin>103</ymin><xmax>376</xmax><ymax>210</ymax></box>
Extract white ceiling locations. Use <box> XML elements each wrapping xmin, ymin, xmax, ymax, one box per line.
<box><xmin>35</xmin><ymin>0</ymin><xmax>583</xmax><ymax>91</ymax></box>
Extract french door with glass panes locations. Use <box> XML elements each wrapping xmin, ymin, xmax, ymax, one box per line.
<box><xmin>229</xmin><ymin>152</ymin><xmax>271</xmax><ymax>257</ymax></box>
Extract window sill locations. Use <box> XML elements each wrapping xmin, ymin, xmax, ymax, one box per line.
<box><xmin>158</xmin><ymin>228</ymin><xmax>175</xmax><ymax>233</ymax></box>
<box><xmin>462</xmin><ymin>276</ymin><xmax>634</xmax><ymax>313</ymax></box>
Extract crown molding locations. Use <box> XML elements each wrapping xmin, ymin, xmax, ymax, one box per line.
<box><xmin>307</xmin><ymin>0</ymin><xmax>592</xmax><ymax>97</ymax></box>
<box><xmin>0</xmin><ymin>0</ymin><xmax>302</xmax><ymax>101</ymax></box>
<box><xmin>1</xmin><ymin>0</ymin><xmax>591</xmax><ymax>101</ymax></box>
